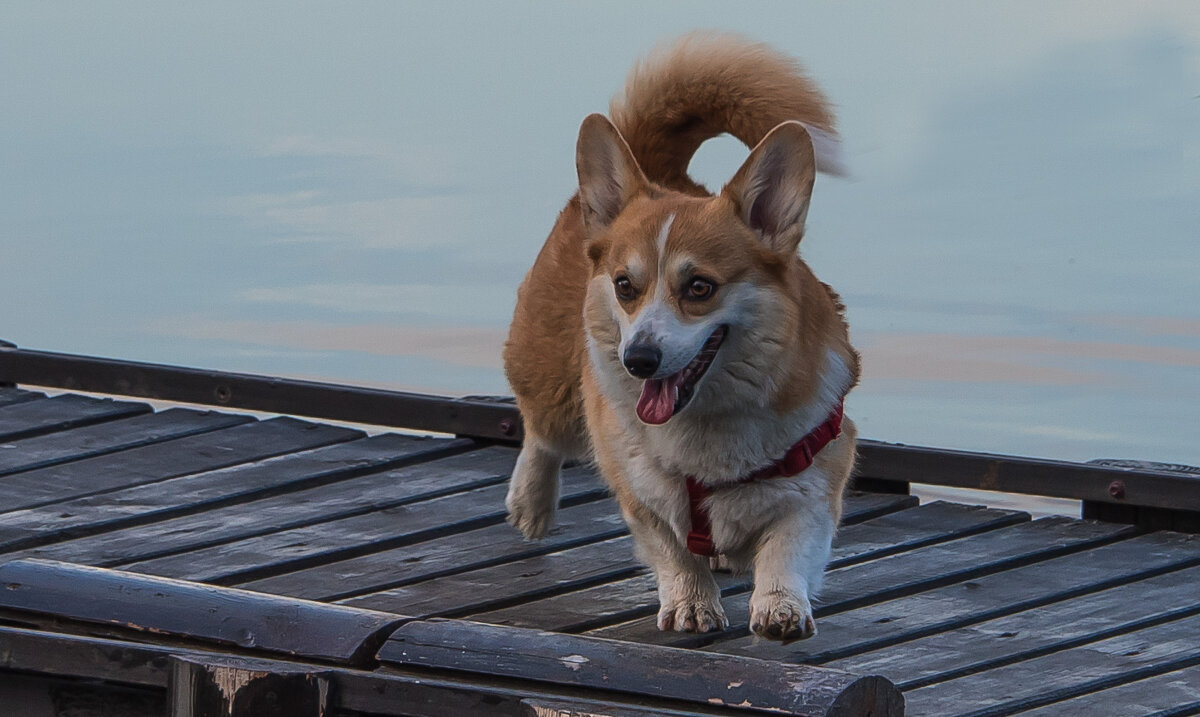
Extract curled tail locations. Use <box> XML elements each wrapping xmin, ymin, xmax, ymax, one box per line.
<box><xmin>610</xmin><ymin>32</ymin><xmax>844</xmax><ymax>193</ymax></box>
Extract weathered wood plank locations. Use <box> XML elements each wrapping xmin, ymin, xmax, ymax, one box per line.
<box><xmin>901</xmin><ymin>612</ymin><xmax>1200</xmax><ymax>716</ymax></box>
<box><xmin>15</xmin><ymin>445</ymin><xmax>519</xmax><ymax>566</ymax></box>
<box><xmin>339</xmin><ymin>535</ymin><xmax>642</xmax><ymax>617</ymax></box>
<box><xmin>466</xmin><ymin>501</ymin><xmax>1024</xmax><ymax>631</ymax></box>
<box><xmin>0</xmin><ymin>432</ymin><xmax>466</xmax><ymax>554</ymax></box>
<box><xmin>826</xmin><ymin>563</ymin><xmax>1200</xmax><ymax>689</ymax></box>
<box><xmin>591</xmin><ymin>517</ymin><xmax>1134</xmax><ymax>647</ymax></box>
<box><xmin>518</xmin><ymin>697</ymin><xmax>720</xmax><ymax>717</ymax></box>
<box><xmin>0</xmin><ymin>625</ymin><xmax>752</xmax><ymax>717</ymax></box>
<box><xmin>231</xmin><ymin>495</ymin><xmax>625</xmax><ymax>600</ymax></box>
<box><xmin>234</xmin><ymin>493</ymin><xmax>912</xmax><ymax>603</ymax></box>
<box><xmin>0</xmin><ymin>393</ymin><xmax>149</xmax><ymax>441</ymax></box>
<box><xmin>123</xmin><ymin>464</ymin><xmax>608</xmax><ymax>586</ymax></box>
<box><xmin>0</xmin><ymin>416</ymin><xmax>360</xmax><ymax>518</ymax></box>
<box><xmin>0</xmin><ymin>387</ymin><xmax>44</xmax><ymax>407</ymax></box>
<box><xmin>378</xmin><ymin>619</ymin><xmax>904</xmax><ymax>717</ymax></box>
<box><xmin>0</xmin><ymin>559</ymin><xmax>404</xmax><ymax>666</ymax></box>
<box><xmin>0</xmin><ymin>408</ymin><xmax>251</xmax><ymax>477</ymax></box>
<box><xmin>1013</xmin><ymin>665</ymin><xmax>1200</xmax><ymax>717</ymax></box>
<box><xmin>710</xmin><ymin>531</ymin><xmax>1200</xmax><ymax>663</ymax></box>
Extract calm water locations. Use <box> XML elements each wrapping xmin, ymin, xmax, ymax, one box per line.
<box><xmin>3</xmin><ymin>3</ymin><xmax>1198</xmax><ymax>468</ymax></box>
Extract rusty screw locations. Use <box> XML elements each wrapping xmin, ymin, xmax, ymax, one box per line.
<box><xmin>1108</xmin><ymin>480</ymin><xmax>1126</xmax><ymax>499</ymax></box>
<box><xmin>498</xmin><ymin>418</ymin><xmax>516</xmax><ymax>437</ymax></box>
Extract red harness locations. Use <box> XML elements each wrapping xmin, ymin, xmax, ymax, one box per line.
<box><xmin>684</xmin><ymin>400</ymin><xmax>845</xmax><ymax>557</ymax></box>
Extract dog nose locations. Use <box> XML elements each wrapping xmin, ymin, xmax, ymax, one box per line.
<box><xmin>623</xmin><ymin>344</ymin><xmax>661</xmax><ymax>378</ymax></box>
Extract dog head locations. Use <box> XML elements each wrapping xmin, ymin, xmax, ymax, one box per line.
<box><xmin>577</xmin><ymin>114</ymin><xmax>830</xmax><ymax>425</ymax></box>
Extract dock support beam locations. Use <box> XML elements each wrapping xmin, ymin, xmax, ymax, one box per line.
<box><xmin>169</xmin><ymin>656</ymin><xmax>331</xmax><ymax>717</ymax></box>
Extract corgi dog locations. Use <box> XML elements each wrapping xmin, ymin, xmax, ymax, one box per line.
<box><xmin>503</xmin><ymin>34</ymin><xmax>860</xmax><ymax>641</ymax></box>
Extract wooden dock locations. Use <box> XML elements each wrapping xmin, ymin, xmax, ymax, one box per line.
<box><xmin>1</xmin><ymin>347</ymin><xmax>1199</xmax><ymax>716</ymax></box>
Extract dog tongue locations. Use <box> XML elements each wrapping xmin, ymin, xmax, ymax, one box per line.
<box><xmin>636</xmin><ymin>376</ymin><xmax>678</xmax><ymax>425</ymax></box>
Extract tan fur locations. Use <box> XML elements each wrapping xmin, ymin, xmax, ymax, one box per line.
<box><xmin>504</xmin><ymin>34</ymin><xmax>860</xmax><ymax>641</ymax></box>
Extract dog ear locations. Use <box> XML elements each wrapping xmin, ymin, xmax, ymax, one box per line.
<box><xmin>576</xmin><ymin>114</ymin><xmax>649</xmax><ymax>235</ymax></box>
<box><xmin>723</xmin><ymin>121</ymin><xmax>816</xmax><ymax>255</ymax></box>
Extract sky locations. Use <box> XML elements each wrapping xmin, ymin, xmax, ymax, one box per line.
<box><xmin>2</xmin><ymin>2</ymin><xmax>1198</xmax><ymax>465</ymax></box>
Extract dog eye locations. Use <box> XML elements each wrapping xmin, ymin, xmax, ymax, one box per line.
<box><xmin>685</xmin><ymin>277</ymin><xmax>716</xmax><ymax>301</ymax></box>
<box><xmin>614</xmin><ymin>275</ymin><xmax>636</xmax><ymax>301</ymax></box>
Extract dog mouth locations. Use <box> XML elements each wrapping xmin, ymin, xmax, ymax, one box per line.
<box><xmin>635</xmin><ymin>326</ymin><xmax>728</xmax><ymax>425</ymax></box>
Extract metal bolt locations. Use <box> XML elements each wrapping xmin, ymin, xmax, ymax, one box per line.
<box><xmin>1108</xmin><ymin>480</ymin><xmax>1126</xmax><ymax>499</ymax></box>
<box><xmin>498</xmin><ymin>418</ymin><xmax>516</xmax><ymax>437</ymax></box>
<box><xmin>215</xmin><ymin>385</ymin><xmax>232</xmax><ymax>404</ymax></box>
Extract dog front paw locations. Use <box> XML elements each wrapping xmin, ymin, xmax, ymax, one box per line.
<box><xmin>657</xmin><ymin>596</ymin><xmax>729</xmax><ymax>633</ymax></box>
<box><xmin>505</xmin><ymin>483</ymin><xmax>555</xmax><ymax>540</ymax></box>
<box><xmin>749</xmin><ymin>589</ymin><xmax>816</xmax><ymax>641</ymax></box>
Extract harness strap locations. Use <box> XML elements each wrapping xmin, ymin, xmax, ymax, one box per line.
<box><xmin>685</xmin><ymin>400</ymin><xmax>845</xmax><ymax>557</ymax></box>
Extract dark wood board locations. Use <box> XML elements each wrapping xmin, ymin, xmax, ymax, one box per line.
<box><xmin>338</xmin><ymin>535</ymin><xmax>643</xmax><ymax>618</ymax></box>
<box><xmin>0</xmin><ymin>407</ymin><xmax>251</xmax><ymax>477</ymax></box>
<box><xmin>231</xmin><ymin>496</ymin><xmax>626</xmax><ymax>601</ymax></box>
<box><xmin>590</xmin><ymin>517</ymin><xmax>1135</xmax><ymax>647</ymax></box>
<box><xmin>1013</xmin><ymin>665</ymin><xmax>1200</xmax><ymax>717</ymax></box>
<box><xmin>0</xmin><ymin>393</ymin><xmax>149</xmax><ymax>441</ymax></box>
<box><xmin>826</xmin><ymin>563</ymin><xmax>1200</xmax><ymax>689</ymax></box>
<box><xmin>901</xmin><ymin>612</ymin><xmax>1200</xmax><ymax>716</ymax></box>
<box><xmin>121</xmin><ymin>464</ymin><xmax>607</xmax><ymax>585</ymax></box>
<box><xmin>232</xmin><ymin>492</ymin><xmax>913</xmax><ymax>604</ymax></box>
<box><xmin>378</xmin><ymin>618</ymin><xmax>904</xmax><ymax>717</ymax></box>
<box><xmin>467</xmin><ymin>501</ymin><xmax>1025</xmax><ymax>631</ymax></box>
<box><xmin>15</xmin><ymin>444</ymin><xmax>520</xmax><ymax>566</ymax></box>
<box><xmin>0</xmin><ymin>416</ymin><xmax>360</xmax><ymax>518</ymax></box>
<box><xmin>0</xmin><ymin>432</ymin><xmax>468</xmax><ymax>554</ymax></box>
<box><xmin>0</xmin><ymin>559</ymin><xmax>405</xmax><ymax>667</ymax></box>
<box><xmin>0</xmin><ymin>625</ymin><xmax>753</xmax><ymax>717</ymax></box>
<box><xmin>710</xmin><ymin>530</ymin><xmax>1200</xmax><ymax>663</ymax></box>
<box><xmin>0</xmin><ymin>387</ymin><xmax>44</xmax><ymax>407</ymax></box>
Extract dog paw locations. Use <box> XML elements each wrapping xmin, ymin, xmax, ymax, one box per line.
<box><xmin>505</xmin><ymin>485</ymin><xmax>555</xmax><ymax>540</ymax></box>
<box><xmin>657</xmin><ymin>596</ymin><xmax>729</xmax><ymax>633</ymax></box>
<box><xmin>749</xmin><ymin>590</ymin><xmax>816</xmax><ymax>642</ymax></box>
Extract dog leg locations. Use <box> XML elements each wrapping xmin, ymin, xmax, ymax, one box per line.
<box><xmin>748</xmin><ymin>505</ymin><xmax>834</xmax><ymax>641</ymax></box>
<box><xmin>505</xmin><ymin>431</ymin><xmax>562</xmax><ymax>540</ymax></box>
<box><xmin>625</xmin><ymin>513</ymin><xmax>727</xmax><ymax>633</ymax></box>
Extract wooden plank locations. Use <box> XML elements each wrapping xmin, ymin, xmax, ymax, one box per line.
<box><xmin>901</xmin><ymin>612</ymin><xmax>1200</xmax><ymax>717</ymax></box>
<box><xmin>0</xmin><ymin>416</ymin><xmax>360</xmax><ymax>518</ymax></box>
<box><xmin>710</xmin><ymin>531</ymin><xmax>1200</xmax><ymax>663</ymax></box>
<box><xmin>856</xmin><ymin>438</ymin><xmax>1200</xmax><ymax>514</ymax></box>
<box><xmin>1013</xmin><ymin>666</ymin><xmax>1200</xmax><ymax>717</ymax></box>
<box><xmin>0</xmin><ymin>408</ymin><xmax>251</xmax><ymax>477</ymax></box>
<box><xmin>519</xmin><ymin>697</ymin><xmax>720</xmax><ymax>717</ymax></box>
<box><xmin>230</xmin><ymin>494</ymin><xmax>624</xmax><ymax>600</ymax></box>
<box><xmin>122</xmin><ymin>464</ymin><xmax>605</xmax><ymax>584</ymax></box>
<box><xmin>0</xmin><ymin>559</ymin><xmax>404</xmax><ymax>667</ymax></box>
<box><xmin>591</xmin><ymin>517</ymin><xmax>1134</xmax><ymax>647</ymax></box>
<box><xmin>0</xmin><ymin>393</ymin><xmax>149</xmax><ymax>441</ymax></box>
<box><xmin>0</xmin><ymin>386</ymin><xmax>44</xmax><ymax>407</ymax></box>
<box><xmin>1</xmin><ymin>345</ymin><xmax>526</xmax><ymax>442</ymax></box>
<box><xmin>378</xmin><ymin>619</ymin><xmax>904</xmax><ymax>717</ymax></box>
<box><xmin>233</xmin><ymin>493</ymin><xmax>912</xmax><ymax>604</ymax></box>
<box><xmin>0</xmin><ymin>432</ymin><xmax>466</xmax><ymax>554</ymax></box>
<box><xmin>18</xmin><ymin>445</ymin><xmax>523</xmax><ymax>567</ymax></box>
<box><xmin>825</xmin><ymin>563</ymin><xmax>1200</xmax><ymax>690</ymax></box>
<box><xmin>338</xmin><ymin>535</ymin><xmax>642</xmax><ymax>617</ymax></box>
<box><xmin>464</xmin><ymin>501</ymin><xmax>1024</xmax><ymax>631</ymax></box>
<box><xmin>0</xmin><ymin>625</ymin><xmax>750</xmax><ymax>717</ymax></box>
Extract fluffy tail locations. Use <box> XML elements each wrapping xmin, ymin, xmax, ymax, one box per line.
<box><xmin>610</xmin><ymin>32</ymin><xmax>844</xmax><ymax>193</ymax></box>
